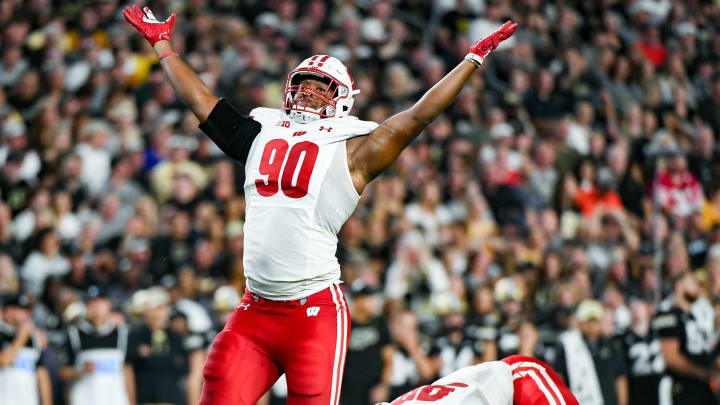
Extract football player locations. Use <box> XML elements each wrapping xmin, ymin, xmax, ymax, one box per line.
<box><xmin>652</xmin><ymin>271</ymin><xmax>717</xmax><ymax>404</ymax></box>
<box><xmin>617</xmin><ymin>298</ymin><xmax>665</xmax><ymax>405</ymax></box>
<box><xmin>123</xmin><ymin>5</ymin><xmax>517</xmax><ymax>405</ymax></box>
<box><xmin>382</xmin><ymin>355</ymin><xmax>578</xmax><ymax>405</ymax></box>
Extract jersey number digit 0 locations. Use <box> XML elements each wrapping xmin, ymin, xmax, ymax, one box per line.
<box><xmin>256</xmin><ymin>139</ymin><xmax>319</xmax><ymax>198</ymax></box>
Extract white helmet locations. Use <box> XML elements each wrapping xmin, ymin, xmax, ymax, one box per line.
<box><xmin>283</xmin><ymin>55</ymin><xmax>360</xmax><ymax>124</ymax></box>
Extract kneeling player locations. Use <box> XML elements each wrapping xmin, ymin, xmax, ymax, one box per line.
<box><xmin>383</xmin><ymin>355</ymin><xmax>578</xmax><ymax>405</ymax></box>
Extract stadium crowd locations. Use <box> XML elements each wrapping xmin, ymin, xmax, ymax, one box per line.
<box><xmin>2</xmin><ymin>0</ymin><xmax>720</xmax><ymax>404</ymax></box>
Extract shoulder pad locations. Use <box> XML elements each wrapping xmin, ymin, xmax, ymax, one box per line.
<box><xmin>249</xmin><ymin>107</ymin><xmax>283</xmax><ymax>126</ymax></box>
<box><xmin>308</xmin><ymin>117</ymin><xmax>379</xmax><ymax>141</ymax></box>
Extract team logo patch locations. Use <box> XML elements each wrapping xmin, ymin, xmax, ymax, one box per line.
<box><xmin>306</xmin><ymin>306</ymin><xmax>320</xmax><ymax>317</ymax></box>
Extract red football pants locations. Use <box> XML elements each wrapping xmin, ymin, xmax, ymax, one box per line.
<box><xmin>200</xmin><ymin>284</ymin><xmax>350</xmax><ymax>405</ymax></box>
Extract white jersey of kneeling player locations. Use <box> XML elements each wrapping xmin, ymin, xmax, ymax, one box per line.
<box><xmin>385</xmin><ymin>362</ymin><xmax>515</xmax><ymax>405</ymax></box>
<box><xmin>242</xmin><ymin>107</ymin><xmax>378</xmax><ymax>301</ymax></box>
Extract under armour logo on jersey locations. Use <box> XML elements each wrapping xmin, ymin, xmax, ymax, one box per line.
<box><xmin>318</xmin><ymin>126</ymin><xmax>333</xmax><ymax>132</ymax></box>
<box><xmin>239</xmin><ymin>302</ymin><xmax>250</xmax><ymax>311</ymax></box>
<box><xmin>293</xmin><ymin>131</ymin><xmax>307</xmax><ymax>137</ymax></box>
<box><xmin>306</xmin><ymin>307</ymin><xmax>320</xmax><ymax>317</ymax></box>
<box><xmin>307</xmin><ymin>55</ymin><xmax>330</xmax><ymax>67</ymax></box>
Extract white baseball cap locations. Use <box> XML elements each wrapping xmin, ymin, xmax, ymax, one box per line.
<box><xmin>576</xmin><ymin>299</ymin><xmax>604</xmax><ymax>322</ymax></box>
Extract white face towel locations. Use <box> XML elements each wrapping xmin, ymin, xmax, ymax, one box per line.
<box><xmin>559</xmin><ymin>329</ymin><xmax>604</xmax><ymax>405</ymax></box>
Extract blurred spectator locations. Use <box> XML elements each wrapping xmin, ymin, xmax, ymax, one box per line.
<box><xmin>430</xmin><ymin>309</ymin><xmax>481</xmax><ymax>379</ymax></box>
<box><xmin>528</xmin><ymin>141</ymin><xmax>558</xmax><ymax>207</ymax></box>
<box><xmin>209</xmin><ymin>285</ymin><xmax>239</xmax><ymax>337</ymax></box>
<box><xmin>0</xmin><ymin>254</ymin><xmax>20</xmax><ymax>296</ymax></box>
<box><xmin>150</xmin><ymin>135</ymin><xmax>207</xmax><ymax>204</ymax></box>
<box><xmin>0</xmin><ymin>45</ymin><xmax>28</xmax><ymax>87</ymax></box>
<box><xmin>126</xmin><ymin>287</ymin><xmax>204</xmax><ymax>405</ymax></box>
<box><xmin>75</xmin><ymin>120</ymin><xmax>112</xmax><ymax>197</ymax></box>
<box><xmin>21</xmin><ymin>229</ymin><xmax>70</xmax><ymax>298</ymax></box>
<box><xmin>617</xmin><ymin>298</ymin><xmax>666</xmax><ymax>405</ymax></box>
<box><xmin>342</xmin><ymin>281</ymin><xmax>394</xmax><ymax>405</ymax></box>
<box><xmin>405</xmin><ymin>181</ymin><xmax>452</xmax><ymax>247</ymax></box>
<box><xmin>653</xmin><ymin>152</ymin><xmax>704</xmax><ymax>221</ymax></box>
<box><xmin>555</xmin><ymin>299</ymin><xmax>628</xmax><ymax>405</ymax></box>
<box><xmin>652</xmin><ymin>271</ymin><xmax>716</xmax><ymax>404</ymax></box>
<box><xmin>149</xmin><ymin>210</ymin><xmax>196</xmax><ymax>280</ymax></box>
<box><xmin>635</xmin><ymin>26</ymin><xmax>667</xmax><ymax>68</ymax></box>
<box><xmin>687</xmin><ymin>125</ymin><xmax>717</xmax><ymax>195</ymax></box>
<box><xmin>494</xmin><ymin>277</ymin><xmax>538</xmax><ymax>359</ymax></box>
<box><xmin>0</xmin><ymin>114</ymin><xmax>41</xmax><ymax>185</ymax></box>
<box><xmin>384</xmin><ymin>231</ymin><xmax>449</xmax><ymax>318</ymax></box>
<box><xmin>0</xmin><ymin>294</ymin><xmax>52</xmax><ymax>405</ymax></box>
<box><xmin>573</xmin><ymin>161</ymin><xmax>623</xmax><ymax>217</ymax></box>
<box><xmin>60</xmin><ymin>286</ymin><xmax>133</xmax><ymax>405</ymax></box>
<box><xmin>465</xmin><ymin>285</ymin><xmax>499</xmax><ymax>362</ymax></box>
<box><xmin>388</xmin><ymin>311</ymin><xmax>434</xmax><ymax>400</ymax></box>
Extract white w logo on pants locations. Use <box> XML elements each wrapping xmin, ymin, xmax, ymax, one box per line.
<box><xmin>306</xmin><ymin>307</ymin><xmax>320</xmax><ymax>317</ymax></box>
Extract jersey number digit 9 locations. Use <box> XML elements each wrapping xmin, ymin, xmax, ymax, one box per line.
<box><xmin>256</xmin><ymin>139</ymin><xmax>319</xmax><ymax>198</ymax></box>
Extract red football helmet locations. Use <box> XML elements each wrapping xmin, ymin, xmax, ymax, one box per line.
<box><xmin>501</xmin><ymin>355</ymin><xmax>579</xmax><ymax>405</ymax></box>
<box><xmin>283</xmin><ymin>55</ymin><xmax>359</xmax><ymax>123</ymax></box>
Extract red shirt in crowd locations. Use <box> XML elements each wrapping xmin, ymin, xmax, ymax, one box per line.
<box><xmin>575</xmin><ymin>186</ymin><xmax>624</xmax><ymax>217</ymax></box>
<box><xmin>652</xmin><ymin>170</ymin><xmax>704</xmax><ymax>217</ymax></box>
<box><xmin>635</xmin><ymin>41</ymin><xmax>667</xmax><ymax>68</ymax></box>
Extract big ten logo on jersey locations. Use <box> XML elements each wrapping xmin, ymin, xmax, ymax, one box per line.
<box><xmin>276</xmin><ymin>120</ymin><xmax>291</xmax><ymax>128</ymax></box>
<box><xmin>255</xmin><ymin>139</ymin><xmax>319</xmax><ymax>199</ymax></box>
<box><xmin>392</xmin><ymin>383</ymin><xmax>469</xmax><ymax>405</ymax></box>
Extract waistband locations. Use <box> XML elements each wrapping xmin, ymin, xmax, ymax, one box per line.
<box><xmin>242</xmin><ymin>283</ymin><xmax>345</xmax><ymax>307</ymax></box>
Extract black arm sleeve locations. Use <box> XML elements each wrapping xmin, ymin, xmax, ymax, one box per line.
<box><xmin>198</xmin><ymin>99</ymin><xmax>262</xmax><ymax>164</ymax></box>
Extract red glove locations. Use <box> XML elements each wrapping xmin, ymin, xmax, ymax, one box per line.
<box><xmin>122</xmin><ymin>5</ymin><xmax>176</xmax><ymax>46</ymax></box>
<box><xmin>466</xmin><ymin>20</ymin><xmax>518</xmax><ymax>66</ymax></box>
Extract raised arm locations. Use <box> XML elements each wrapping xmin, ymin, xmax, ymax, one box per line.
<box><xmin>123</xmin><ymin>6</ymin><xmax>218</xmax><ymax>121</ymax></box>
<box><xmin>348</xmin><ymin>21</ymin><xmax>517</xmax><ymax>191</ymax></box>
<box><xmin>0</xmin><ymin>320</ymin><xmax>32</xmax><ymax>366</ymax></box>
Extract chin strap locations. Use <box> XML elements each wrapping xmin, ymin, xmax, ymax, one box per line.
<box><xmin>289</xmin><ymin>110</ymin><xmax>322</xmax><ymax>124</ymax></box>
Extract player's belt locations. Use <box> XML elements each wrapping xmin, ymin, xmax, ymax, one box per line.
<box><xmin>251</xmin><ymin>293</ymin><xmax>308</xmax><ymax>306</ymax></box>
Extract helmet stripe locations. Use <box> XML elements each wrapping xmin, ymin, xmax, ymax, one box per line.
<box><xmin>317</xmin><ymin>55</ymin><xmax>330</xmax><ymax>67</ymax></box>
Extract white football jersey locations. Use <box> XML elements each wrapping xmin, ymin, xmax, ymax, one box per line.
<box><xmin>242</xmin><ymin>108</ymin><xmax>378</xmax><ymax>300</ymax></box>
<box><xmin>388</xmin><ymin>362</ymin><xmax>514</xmax><ymax>405</ymax></box>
